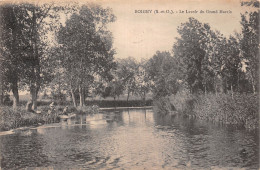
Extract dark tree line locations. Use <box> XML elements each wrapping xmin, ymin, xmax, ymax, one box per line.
<box><xmin>172</xmin><ymin>1</ymin><xmax>259</xmax><ymax>95</ymax></box>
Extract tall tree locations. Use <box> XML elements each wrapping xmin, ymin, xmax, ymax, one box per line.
<box><xmin>18</xmin><ymin>3</ymin><xmax>78</xmax><ymax>110</ymax></box>
<box><xmin>240</xmin><ymin>0</ymin><xmax>259</xmax><ymax>94</ymax></box>
<box><xmin>222</xmin><ymin>36</ymin><xmax>242</xmax><ymax>95</ymax></box>
<box><xmin>0</xmin><ymin>3</ymin><xmax>66</xmax><ymax>111</ymax></box>
<box><xmin>173</xmin><ymin>18</ymin><xmax>230</xmax><ymax>94</ymax></box>
<box><xmin>0</xmin><ymin>5</ymin><xmax>31</xmax><ymax>109</ymax></box>
<box><xmin>173</xmin><ymin>18</ymin><xmax>210</xmax><ymax>93</ymax></box>
<box><xmin>57</xmin><ymin>5</ymin><xmax>116</xmax><ymax>107</ymax></box>
<box><xmin>116</xmin><ymin>57</ymin><xmax>138</xmax><ymax>102</ymax></box>
<box><xmin>19</xmin><ymin>3</ymin><xmax>62</xmax><ymax>110</ymax></box>
<box><xmin>135</xmin><ymin>61</ymin><xmax>151</xmax><ymax>103</ymax></box>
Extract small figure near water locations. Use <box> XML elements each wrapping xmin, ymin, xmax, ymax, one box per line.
<box><xmin>59</xmin><ymin>106</ymin><xmax>76</xmax><ymax>119</ymax></box>
<box><xmin>26</xmin><ymin>100</ymin><xmax>33</xmax><ymax>112</ymax></box>
<box><xmin>62</xmin><ymin>106</ymin><xmax>69</xmax><ymax>115</ymax></box>
<box><xmin>48</xmin><ymin>102</ymin><xmax>55</xmax><ymax>114</ymax></box>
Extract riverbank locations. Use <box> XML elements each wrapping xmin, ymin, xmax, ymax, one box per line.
<box><xmin>0</xmin><ymin>106</ymin><xmax>59</xmax><ymax>131</ymax></box>
<box><xmin>0</xmin><ymin>99</ymin><xmax>153</xmax><ymax>131</ymax></box>
<box><xmin>0</xmin><ymin>104</ymin><xmax>101</xmax><ymax>131</ymax></box>
<box><xmin>7</xmin><ymin>99</ymin><xmax>153</xmax><ymax>108</ymax></box>
<box><xmin>170</xmin><ymin>92</ymin><xmax>259</xmax><ymax>130</ymax></box>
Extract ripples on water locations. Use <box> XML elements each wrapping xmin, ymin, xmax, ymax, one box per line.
<box><xmin>0</xmin><ymin>109</ymin><xmax>259</xmax><ymax>169</ymax></box>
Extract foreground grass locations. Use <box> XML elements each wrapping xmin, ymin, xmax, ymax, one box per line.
<box><xmin>170</xmin><ymin>92</ymin><xmax>259</xmax><ymax>130</ymax></box>
<box><xmin>0</xmin><ymin>105</ymin><xmax>99</xmax><ymax>131</ymax></box>
<box><xmin>0</xmin><ymin>106</ymin><xmax>61</xmax><ymax>131</ymax></box>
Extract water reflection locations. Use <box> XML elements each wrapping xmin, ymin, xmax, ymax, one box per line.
<box><xmin>0</xmin><ymin>109</ymin><xmax>259</xmax><ymax>169</ymax></box>
<box><xmin>0</xmin><ymin>131</ymin><xmax>50</xmax><ymax>169</ymax></box>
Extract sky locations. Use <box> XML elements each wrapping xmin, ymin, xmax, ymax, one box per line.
<box><xmin>92</xmin><ymin>0</ymin><xmax>253</xmax><ymax>61</ymax></box>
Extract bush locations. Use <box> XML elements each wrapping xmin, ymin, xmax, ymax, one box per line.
<box><xmin>170</xmin><ymin>92</ymin><xmax>259</xmax><ymax>130</ymax></box>
<box><xmin>195</xmin><ymin>93</ymin><xmax>258</xmax><ymax>129</ymax></box>
<box><xmin>76</xmin><ymin>105</ymin><xmax>99</xmax><ymax>114</ymax></box>
<box><xmin>153</xmin><ymin>97</ymin><xmax>175</xmax><ymax>115</ymax></box>
<box><xmin>169</xmin><ymin>89</ymin><xmax>194</xmax><ymax>114</ymax></box>
<box><xmin>0</xmin><ymin>106</ymin><xmax>61</xmax><ymax>131</ymax></box>
<box><xmin>1</xmin><ymin>94</ymin><xmax>12</xmax><ymax>106</ymax></box>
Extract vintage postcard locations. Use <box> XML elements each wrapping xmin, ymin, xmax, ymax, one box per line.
<box><xmin>0</xmin><ymin>0</ymin><xmax>259</xmax><ymax>169</ymax></box>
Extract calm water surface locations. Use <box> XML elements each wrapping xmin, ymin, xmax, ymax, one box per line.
<box><xmin>0</xmin><ymin>109</ymin><xmax>259</xmax><ymax>169</ymax></box>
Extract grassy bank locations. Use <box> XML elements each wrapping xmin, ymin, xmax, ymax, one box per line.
<box><xmin>13</xmin><ymin>99</ymin><xmax>153</xmax><ymax>108</ymax></box>
<box><xmin>0</xmin><ymin>99</ymin><xmax>153</xmax><ymax>131</ymax></box>
<box><xmin>170</xmin><ymin>91</ymin><xmax>259</xmax><ymax>130</ymax></box>
<box><xmin>0</xmin><ymin>105</ymin><xmax>101</xmax><ymax>131</ymax></box>
<box><xmin>0</xmin><ymin>106</ymin><xmax>60</xmax><ymax>131</ymax></box>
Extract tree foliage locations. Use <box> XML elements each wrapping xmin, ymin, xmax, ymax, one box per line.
<box><xmin>240</xmin><ymin>1</ymin><xmax>259</xmax><ymax>93</ymax></box>
<box><xmin>146</xmin><ymin>51</ymin><xmax>179</xmax><ymax>98</ymax></box>
<box><xmin>116</xmin><ymin>57</ymin><xmax>138</xmax><ymax>101</ymax></box>
<box><xmin>173</xmin><ymin>18</ymin><xmax>216</xmax><ymax>93</ymax></box>
<box><xmin>0</xmin><ymin>5</ymin><xmax>27</xmax><ymax>108</ymax></box>
<box><xmin>172</xmin><ymin>16</ymin><xmax>256</xmax><ymax>95</ymax></box>
<box><xmin>56</xmin><ymin>4</ymin><xmax>116</xmax><ymax>106</ymax></box>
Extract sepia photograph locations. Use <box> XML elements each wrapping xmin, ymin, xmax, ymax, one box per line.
<box><xmin>0</xmin><ymin>0</ymin><xmax>259</xmax><ymax>169</ymax></box>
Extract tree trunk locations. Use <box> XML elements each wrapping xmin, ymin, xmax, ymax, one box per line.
<box><xmin>79</xmin><ymin>90</ymin><xmax>83</xmax><ymax>107</ymax></box>
<box><xmin>224</xmin><ymin>78</ymin><xmax>228</xmax><ymax>94</ymax></box>
<box><xmin>114</xmin><ymin>96</ymin><xmax>116</xmax><ymax>108</ymax></box>
<box><xmin>12</xmin><ymin>84</ymin><xmax>19</xmax><ymax>110</ymax></box>
<box><xmin>71</xmin><ymin>88</ymin><xmax>77</xmax><ymax>107</ymax></box>
<box><xmin>219</xmin><ymin>76</ymin><xmax>224</xmax><ymax>94</ymax></box>
<box><xmin>0</xmin><ymin>91</ymin><xmax>3</xmax><ymax>105</ymax></box>
<box><xmin>30</xmin><ymin>8</ymin><xmax>40</xmax><ymax>111</ymax></box>
<box><xmin>215</xmin><ymin>84</ymin><xmax>218</xmax><ymax>96</ymax></box>
<box><xmin>214</xmin><ymin>76</ymin><xmax>218</xmax><ymax>96</ymax></box>
<box><xmin>31</xmin><ymin>86</ymin><xmax>38</xmax><ymax>110</ymax></box>
<box><xmin>127</xmin><ymin>91</ymin><xmax>130</xmax><ymax>104</ymax></box>
<box><xmin>231</xmin><ymin>84</ymin><xmax>234</xmax><ymax>99</ymax></box>
<box><xmin>79</xmin><ymin>86</ymin><xmax>85</xmax><ymax>107</ymax></box>
<box><xmin>252</xmin><ymin>84</ymin><xmax>256</xmax><ymax>94</ymax></box>
<box><xmin>249</xmin><ymin>71</ymin><xmax>256</xmax><ymax>94</ymax></box>
<box><xmin>237</xmin><ymin>72</ymin><xmax>240</xmax><ymax>93</ymax></box>
<box><xmin>83</xmin><ymin>88</ymin><xmax>86</xmax><ymax>106</ymax></box>
<box><xmin>142</xmin><ymin>91</ymin><xmax>146</xmax><ymax>106</ymax></box>
<box><xmin>0</xmin><ymin>82</ymin><xmax>3</xmax><ymax>105</ymax></box>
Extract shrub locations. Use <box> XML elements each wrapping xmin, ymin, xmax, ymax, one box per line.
<box><xmin>169</xmin><ymin>89</ymin><xmax>194</xmax><ymax>115</ymax></box>
<box><xmin>153</xmin><ymin>97</ymin><xmax>171</xmax><ymax>115</ymax></box>
<box><xmin>76</xmin><ymin>105</ymin><xmax>100</xmax><ymax>114</ymax></box>
<box><xmin>0</xmin><ymin>106</ymin><xmax>61</xmax><ymax>131</ymax></box>
<box><xmin>170</xmin><ymin>92</ymin><xmax>259</xmax><ymax>130</ymax></box>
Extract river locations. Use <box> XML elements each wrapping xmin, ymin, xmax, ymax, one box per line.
<box><xmin>0</xmin><ymin>108</ymin><xmax>259</xmax><ymax>169</ymax></box>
